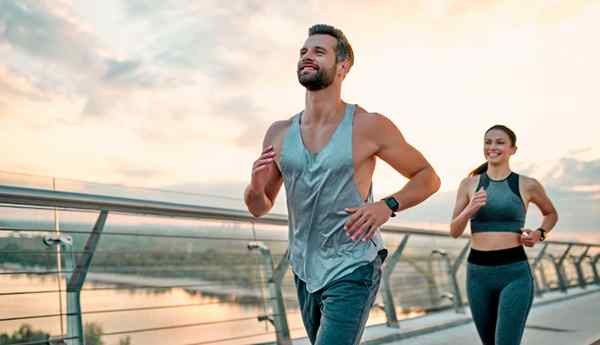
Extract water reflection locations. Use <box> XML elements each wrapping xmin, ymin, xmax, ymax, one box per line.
<box><xmin>0</xmin><ymin>273</ymin><xmax>278</xmax><ymax>345</ymax></box>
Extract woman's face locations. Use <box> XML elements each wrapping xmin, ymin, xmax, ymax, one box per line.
<box><xmin>483</xmin><ymin>129</ymin><xmax>516</xmax><ymax>165</ymax></box>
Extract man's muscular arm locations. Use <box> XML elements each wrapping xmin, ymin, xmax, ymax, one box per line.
<box><xmin>373</xmin><ymin>115</ymin><xmax>440</xmax><ymax>209</ymax></box>
<box><xmin>345</xmin><ymin>114</ymin><xmax>441</xmax><ymax>240</ymax></box>
<box><xmin>244</xmin><ymin>122</ymin><xmax>285</xmax><ymax>217</ymax></box>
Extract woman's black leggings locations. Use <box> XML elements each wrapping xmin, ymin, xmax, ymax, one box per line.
<box><xmin>466</xmin><ymin>246</ymin><xmax>534</xmax><ymax>345</ymax></box>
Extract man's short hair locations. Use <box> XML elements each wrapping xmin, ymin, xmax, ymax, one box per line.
<box><xmin>308</xmin><ymin>24</ymin><xmax>354</xmax><ymax>68</ymax></box>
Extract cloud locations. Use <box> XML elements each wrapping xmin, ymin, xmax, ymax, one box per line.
<box><xmin>117</xmin><ymin>166</ymin><xmax>165</xmax><ymax>180</ymax></box>
<box><xmin>0</xmin><ymin>1</ymin><xmax>192</xmax><ymax>118</ymax></box>
<box><xmin>571</xmin><ymin>185</ymin><xmax>600</xmax><ymax>193</ymax></box>
<box><xmin>122</xmin><ymin>0</ymin><xmax>170</xmax><ymax>16</ymax></box>
<box><xmin>119</xmin><ymin>0</ymin><xmax>305</xmax><ymax>83</ymax></box>
<box><xmin>541</xmin><ymin>158</ymin><xmax>600</xmax><ymax>190</ymax></box>
<box><xmin>0</xmin><ymin>0</ymin><xmax>297</xmax><ymax>145</ymax></box>
<box><xmin>0</xmin><ymin>1</ymin><xmax>110</xmax><ymax>115</ymax></box>
<box><xmin>149</xmin><ymin>10</ymin><xmax>273</xmax><ymax>84</ymax></box>
<box><xmin>566</xmin><ymin>147</ymin><xmax>593</xmax><ymax>157</ymax></box>
<box><xmin>103</xmin><ymin>59</ymin><xmax>142</xmax><ymax>82</ymax></box>
<box><xmin>0</xmin><ymin>65</ymin><xmax>48</xmax><ymax>102</ymax></box>
<box><xmin>0</xmin><ymin>1</ymin><xmax>101</xmax><ymax>71</ymax></box>
<box><xmin>208</xmin><ymin>95</ymin><xmax>270</xmax><ymax>147</ymax></box>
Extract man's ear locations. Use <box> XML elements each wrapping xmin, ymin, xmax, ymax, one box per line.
<box><xmin>337</xmin><ymin>60</ymin><xmax>350</xmax><ymax>76</ymax></box>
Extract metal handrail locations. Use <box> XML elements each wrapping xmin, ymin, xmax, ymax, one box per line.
<box><xmin>3</xmin><ymin>184</ymin><xmax>598</xmax><ymax>247</ymax></box>
<box><xmin>0</xmin><ymin>185</ymin><xmax>287</xmax><ymax>225</ymax></box>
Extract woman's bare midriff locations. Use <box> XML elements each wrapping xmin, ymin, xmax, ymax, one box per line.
<box><xmin>471</xmin><ymin>232</ymin><xmax>522</xmax><ymax>251</ymax></box>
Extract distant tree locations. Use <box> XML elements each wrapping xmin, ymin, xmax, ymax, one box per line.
<box><xmin>0</xmin><ymin>324</ymin><xmax>50</xmax><ymax>344</ymax></box>
<box><xmin>117</xmin><ymin>336</ymin><xmax>131</xmax><ymax>345</ymax></box>
<box><xmin>84</xmin><ymin>322</ymin><xmax>104</xmax><ymax>345</ymax></box>
<box><xmin>0</xmin><ymin>322</ymin><xmax>124</xmax><ymax>345</ymax></box>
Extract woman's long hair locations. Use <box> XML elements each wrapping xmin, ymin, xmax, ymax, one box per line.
<box><xmin>469</xmin><ymin>125</ymin><xmax>517</xmax><ymax>176</ymax></box>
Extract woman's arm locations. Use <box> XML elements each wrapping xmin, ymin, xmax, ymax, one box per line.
<box><xmin>450</xmin><ymin>176</ymin><xmax>485</xmax><ymax>238</ymax></box>
<box><xmin>521</xmin><ymin>177</ymin><xmax>558</xmax><ymax>246</ymax></box>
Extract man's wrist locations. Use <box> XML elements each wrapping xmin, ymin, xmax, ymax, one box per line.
<box><xmin>381</xmin><ymin>196</ymin><xmax>400</xmax><ymax>217</ymax></box>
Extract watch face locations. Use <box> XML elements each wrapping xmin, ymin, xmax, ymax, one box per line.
<box><xmin>385</xmin><ymin>197</ymin><xmax>399</xmax><ymax>211</ymax></box>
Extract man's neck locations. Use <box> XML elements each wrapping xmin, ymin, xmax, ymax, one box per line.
<box><xmin>303</xmin><ymin>85</ymin><xmax>345</xmax><ymax>125</ymax></box>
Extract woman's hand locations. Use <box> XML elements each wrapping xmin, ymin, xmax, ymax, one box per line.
<box><xmin>465</xmin><ymin>187</ymin><xmax>487</xmax><ymax>217</ymax></box>
<box><xmin>520</xmin><ymin>229</ymin><xmax>542</xmax><ymax>247</ymax></box>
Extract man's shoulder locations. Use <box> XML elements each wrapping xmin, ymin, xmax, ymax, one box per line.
<box><xmin>267</xmin><ymin>117</ymin><xmax>294</xmax><ymax>135</ymax></box>
<box><xmin>353</xmin><ymin>106</ymin><xmax>398</xmax><ymax>133</ymax></box>
<box><xmin>354</xmin><ymin>106</ymin><xmax>387</xmax><ymax>122</ymax></box>
<box><xmin>264</xmin><ymin>116</ymin><xmax>295</xmax><ymax>145</ymax></box>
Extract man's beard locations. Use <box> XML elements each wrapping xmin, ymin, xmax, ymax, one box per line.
<box><xmin>297</xmin><ymin>64</ymin><xmax>336</xmax><ymax>91</ymax></box>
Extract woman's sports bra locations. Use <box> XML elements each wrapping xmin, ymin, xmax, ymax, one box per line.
<box><xmin>470</xmin><ymin>172</ymin><xmax>526</xmax><ymax>234</ymax></box>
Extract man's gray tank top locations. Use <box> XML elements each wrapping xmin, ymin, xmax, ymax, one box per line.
<box><xmin>278</xmin><ymin>103</ymin><xmax>385</xmax><ymax>293</ymax></box>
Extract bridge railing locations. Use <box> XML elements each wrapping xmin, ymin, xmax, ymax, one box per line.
<box><xmin>0</xmin><ymin>181</ymin><xmax>598</xmax><ymax>345</ymax></box>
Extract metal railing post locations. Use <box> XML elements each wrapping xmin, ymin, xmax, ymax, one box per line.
<box><xmin>62</xmin><ymin>247</ymin><xmax>83</xmax><ymax>345</ymax></box>
<box><xmin>381</xmin><ymin>235</ymin><xmax>410</xmax><ymax>328</ymax></box>
<box><xmin>531</xmin><ymin>243</ymin><xmax>549</xmax><ymax>297</ymax></box>
<box><xmin>591</xmin><ymin>254</ymin><xmax>600</xmax><ymax>285</ymax></box>
<box><xmin>539</xmin><ymin>260</ymin><xmax>550</xmax><ymax>293</ymax></box>
<box><xmin>432</xmin><ymin>242</ymin><xmax>469</xmax><ymax>314</ymax></box>
<box><xmin>547</xmin><ymin>244</ymin><xmax>572</xmax><ymax>293</ymax></box>
<box><xmin>64</xmin><ymin>210</ymin><xmax>108</xmax><ymax>345</ymax></box>
<box><xmin>44</xmin><ymin>233</ymin><xmax>77</xmax><ymax>345</ymax></box>
<box><xmin>557</xmin><ymin>244</ymin><xmax>573</xmax><ymax>291</ymax></box>
<box><xmin>449</xmin><ymin>242</ymin><xmax>469</xmax><ymax>314</ymax></box>
<box><xmin>248</xmin><ymin>242</ymin><xmax>291</xmax><ymax>345</ymax></box>
<box><xmin>546</xmin><ymin>254</ymin><xmax>564</xmax><ymax>292</ymax></box>
<box><xmin>574</xmin><ymin>246</ymin><xmax>591</xmax><ymax>289</ymax></box>
<box><xmin>430</xmin><ymin>250</ymin><xmax>450</xmax><ymax>307</ymax></box>
<box><xmin>425</xmin><ymin>255</ymin><xmax>441</xmax><ymax>307</ymax></box>
<box><xmin>43</xmin><ymin>211</ymin><xmax>109</xmax><ymax>345</ymax></box>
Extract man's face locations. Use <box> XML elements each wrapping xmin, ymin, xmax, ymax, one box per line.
<box><xmin>297</xmin><ymin>34</ymin><xmax>339</xmax><ymax>91</ymax></box>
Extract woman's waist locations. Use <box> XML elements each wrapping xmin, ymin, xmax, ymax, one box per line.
<box><xmin>471</xmin><ymin>232</ymin><xmax>522</xmax><ymax>251</ymax></box>
<box><xmin>470</xmin><ymin>220</ymin><xmax>524</xmax><ymax>233</ymax></box>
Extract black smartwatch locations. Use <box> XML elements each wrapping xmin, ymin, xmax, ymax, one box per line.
<box><xmin>382</xmin><ymin>196</ymin><xmax>400</xmax><ymax>217</ymax></box>
<box><xmin>536</xmin><ymin>227</ymin><xmax>546</xmax><ymax>241</ymax></box>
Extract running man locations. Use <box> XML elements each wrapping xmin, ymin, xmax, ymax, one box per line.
<box><xmin>245</xmin><ymin>24</ymin><xmax>440</xmax><ymax>344</ymax></box>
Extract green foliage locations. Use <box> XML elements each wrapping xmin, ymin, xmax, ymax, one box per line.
<box><xmin>0</xmin><ymin>235</ymin><xmax>263</xmax><ymax>286</ymax></box>
<box><xmin>0</xmin><ymin>323</ymin><xmax>130</xmax><ymax>345</ymax></box>
<box><xmin>84</xmin><ymin>322</ymin><xmax>104</xmax><ymax>345</ymax></box>
<box><xmin>118</xmin><ymin>336</ymin><xmax>131</xmax><ymax>345</ymax></box>
<box><xmin>0</xmin><ymin>324</ymin><xmax>49</xmax><ymax>344</ymax></box>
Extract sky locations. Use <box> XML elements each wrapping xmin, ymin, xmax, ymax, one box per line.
<box><xmin>0</xmin><ymin>1</ymin><xmax>599</xmax><ymax>234</ymax></box>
